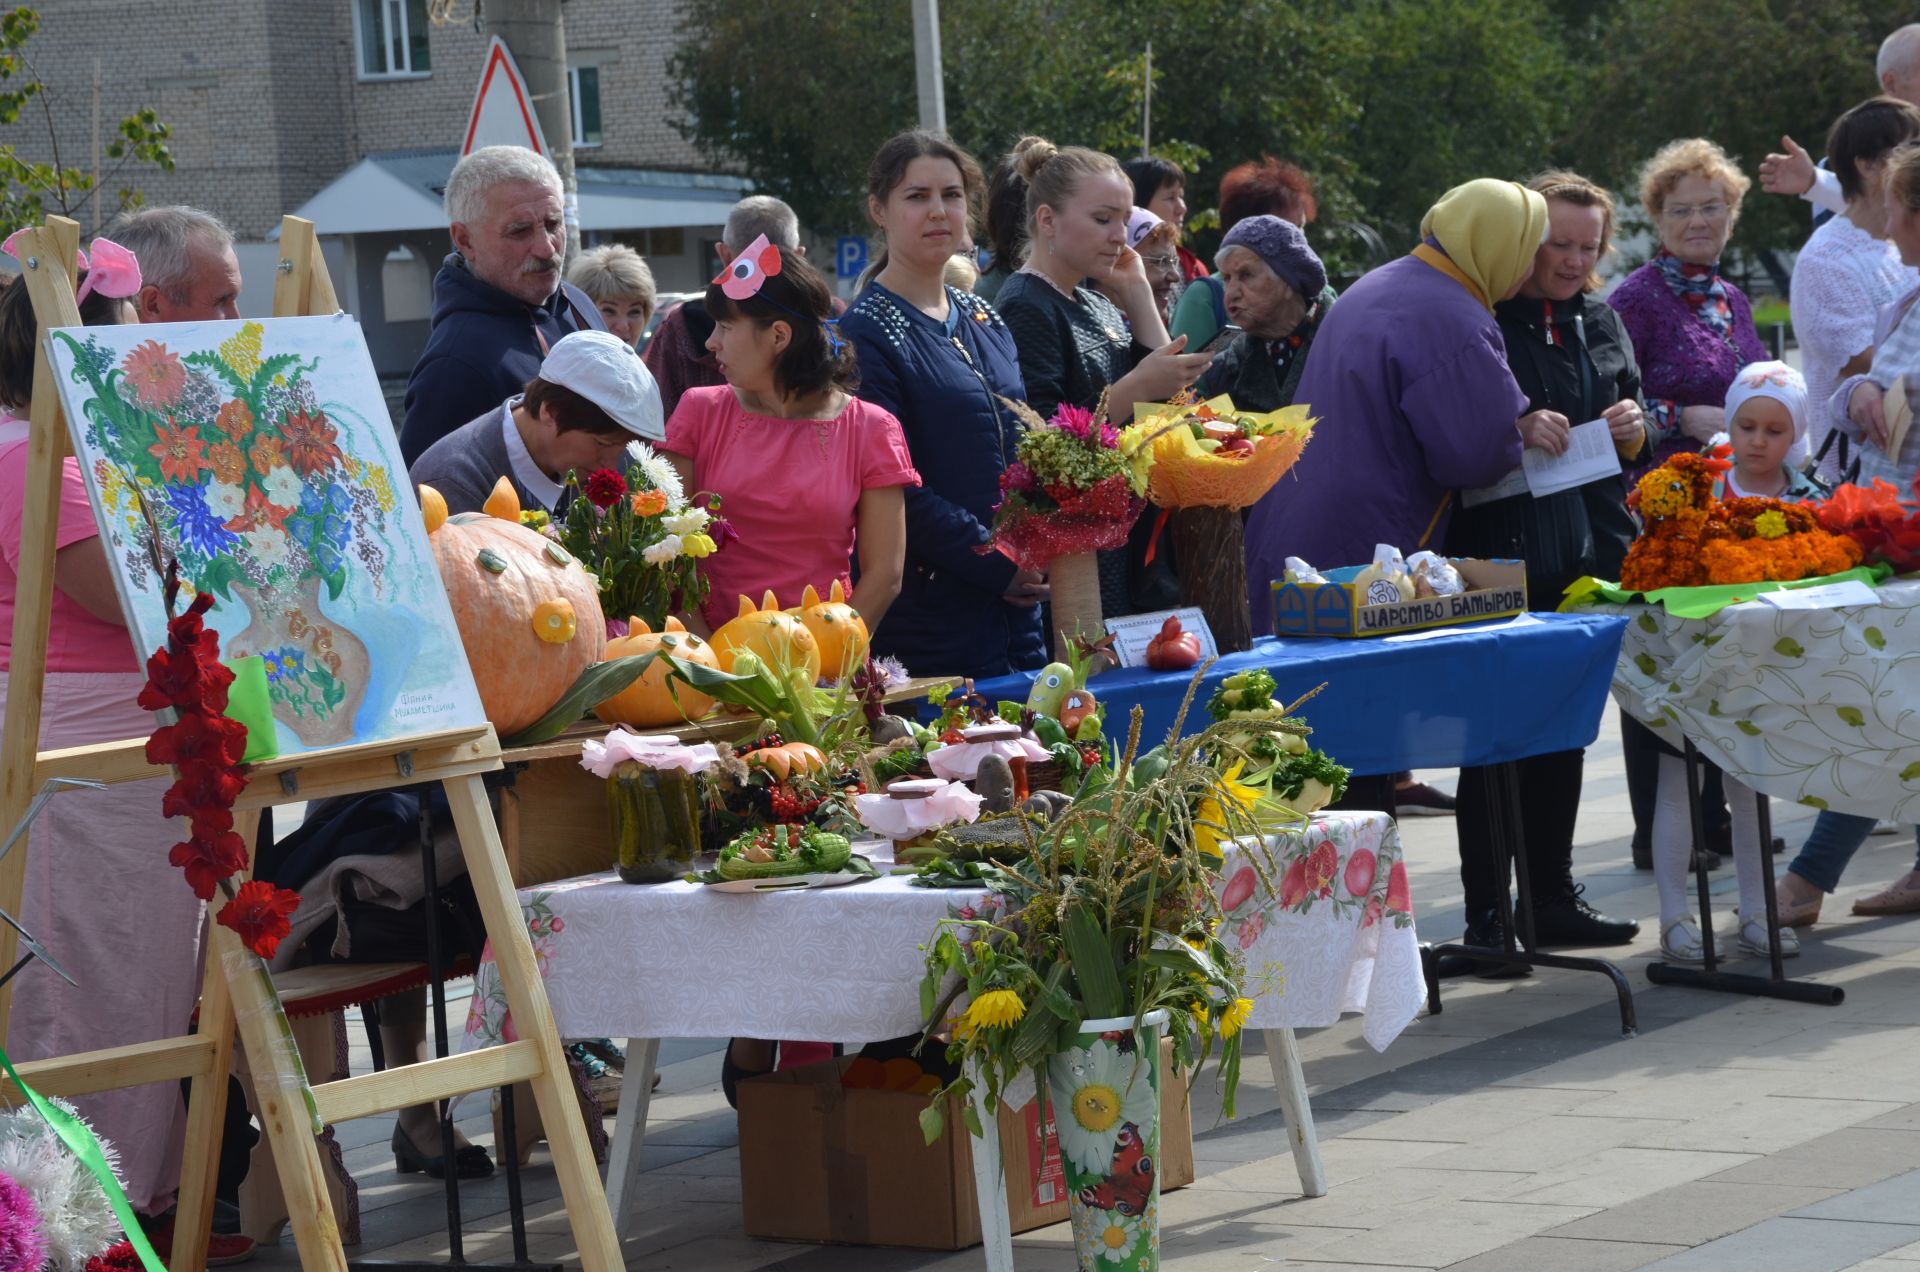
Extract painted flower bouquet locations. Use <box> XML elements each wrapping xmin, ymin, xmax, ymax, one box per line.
<box><xmin>917</xmin><ymin>681</ymin><xmax>1293</xmax><ymax>1270</ymax></box>
<box><xmin>55</xmin><ymin>321</ymin><xmax>401</xmax><ymax>735</ymax></box>
<box><xmin>552</xmin><ymin>444</ymin><xmax>728</xmax><ymax>633</ymax></box>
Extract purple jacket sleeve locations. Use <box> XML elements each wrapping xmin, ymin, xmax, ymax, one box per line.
<box><xmin>1397</xmin><ymin>328</ymin><xmax>1527</xmax><ymax>489</ymax></box>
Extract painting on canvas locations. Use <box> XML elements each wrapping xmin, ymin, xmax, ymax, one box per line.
<box><xmin>46</xmin><ymin>313</ymin><xmax>485</xmax><ymax>754</ymax></box>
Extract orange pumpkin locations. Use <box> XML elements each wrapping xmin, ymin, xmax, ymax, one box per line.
<box><xmin>709</xmin><ymin>592</ymin><xmax>821</xmax><ymax>684</ymax></box>
<box><xmin>427</xmin><ymin>488</ymin><xmax>607</xmax><ymax>736</ymax></box>
<box><xmin>793</xmin><ymin>580</ymin><xmax>869</xmax><ymax>683</ymax></box>
<box><xmin>593</xmin><ymin>616</ymin><xmax>720</xmax><ymax>726</ymax></box>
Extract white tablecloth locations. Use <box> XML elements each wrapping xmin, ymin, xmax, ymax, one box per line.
<box><xmin>466</xmin><ymin>814</ymin><xmax>1424</xmax><ymax>1052</ymax></box>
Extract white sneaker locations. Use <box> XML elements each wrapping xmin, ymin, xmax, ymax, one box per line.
<box><xmin>1737</xmin><ymin>917</ymin><xmax>1800</xmax><ymax>959</ymax></box>
<box><xmin>1660</xmin><ymin>915</ymin><xmax>1707</xmax><ymax>964</ymax></box>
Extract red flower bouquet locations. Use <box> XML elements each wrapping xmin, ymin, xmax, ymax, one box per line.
<box><xmin>987</xmin><ymin>396</ymin><xmax>1150</xmax><ymax>571</ymax></box>
<box><xmin>1814</xmin><ymin>478</ymin><xmax>1920</xmax><ymax>574</ymax></box>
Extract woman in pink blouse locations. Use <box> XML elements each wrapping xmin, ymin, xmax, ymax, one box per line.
<box><xmin>662</xmin><ymin>239</ymin><xmax>918</xmax><ymax>635</ymax></box>
<box><xmin>659</xmin><ymin>238</ymin><xmax>920</xmax><ymax>1106</ymax></box>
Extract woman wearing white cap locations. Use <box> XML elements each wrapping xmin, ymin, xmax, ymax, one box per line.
<box><xmin>409</xmin><ymin>328</ymin><xmax>666</xmax><ymax>513</ymax></box>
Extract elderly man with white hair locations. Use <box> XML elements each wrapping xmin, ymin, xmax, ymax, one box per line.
<box><xmin>400</xmin><ymin>144</ymin><xmax>605</xmax><ymax>463</ymax></box>
<box><xmin>1195</xmin><ymin>214</ymin><xmax>1334</xmax><ymax>411</ymax></box>
<box><xmin>1760</xmin><ymin>23</ymin><xmax>1920</xmax><ymax>215</ymax></box>
<box><xmin>103</xmin><ymin>204</ymin><xmax>243</xmax><ymax>322</ymax></box>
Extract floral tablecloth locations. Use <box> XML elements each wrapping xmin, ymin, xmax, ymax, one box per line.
<box><xmin>1215</xmin><ymin>812</ymin><xmax>1421</xmax><ymax>1050</ymax></box>
<box><xmin>465</xmin><ymin>814</ymin><xmax>1424</xmax><ymax>1051</ymax></box>
<box><xmin>1593</xmin><ymin>578</ymin><xmax>1920</xmax><ymax>822</ymax></box>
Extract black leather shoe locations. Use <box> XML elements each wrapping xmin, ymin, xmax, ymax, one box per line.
<box><xmin>1436</xmin><ymin>908</ymin><xmax>1532</xmax><ymax>980</ymax></box>
<box><xmin>1530</xmin><ymin>884</ymin><xmax>1640</xmax><ymax>947</ymax></box>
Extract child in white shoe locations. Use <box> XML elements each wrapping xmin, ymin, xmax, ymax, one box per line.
<box><xmin>1653</xmin><ymin>361</ymin><xmax>1815</xmax><ymax>964</ymax></box>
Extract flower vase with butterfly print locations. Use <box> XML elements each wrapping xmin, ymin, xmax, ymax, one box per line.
<box><xmin>1047</xmin><ymin>1009</ymin><xmax>1166</xmax><ymax>1270</ymax></box>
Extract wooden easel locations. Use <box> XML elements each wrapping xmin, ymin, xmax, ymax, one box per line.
<box><xmin>0</xmin><ymin>215</ymin><xmax>623</xmax><ymax>1270</ymax></box>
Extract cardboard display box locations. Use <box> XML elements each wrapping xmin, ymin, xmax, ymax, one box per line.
<box><xmin>1271</xmin><ymin>557</ymin><xmax>1527</xmax><ymax>638</ymax></box>
<box><xmin>739</xmin><ymin>1040</ymin><xmax>1194</xmax><ymax>1251</ymax></box>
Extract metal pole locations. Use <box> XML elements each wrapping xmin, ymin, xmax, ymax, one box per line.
<box><xmin>911</xmin><ymin>0</ymin><xmax>946</xmax><ymax>133</ymax></box>
<box><xmin>481</xmin><ymin>0</ymin><xmax>579</xmax><ymax>268</ymax></box>
<box><xmin>1142</xmin><ymin>42</ymin><xmax>1152</xmax><ymax>155</ymax></box>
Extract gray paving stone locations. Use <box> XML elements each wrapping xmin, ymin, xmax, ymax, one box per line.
<box><xmin>1792</xmin><ymin>1170</ymin><xmax>1920</xmax><ymax>1225</ymax></box>
<box><xmin>1637</xmin><ymin>1217</ymin><xmax>1920</xmax><ymax>1271</ymax></box>
<box><xmin>1707</xmin><ymin>1128</ymin><xmax>1920</xmax><ymax>1190</ymax></box>
<box><xmin>1442</xmin><ymin>1235</ymin><xmax>1687</xmax><ymax>1271</ymax></box>
<box><xmin>1546</xmin><ymin>1180</ymin><xmax>1844</xmax><ymax>1246</ymax></box>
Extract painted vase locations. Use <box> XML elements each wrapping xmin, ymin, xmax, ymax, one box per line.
<box><xmin>227</xmin><ymin>574</ymin><xmax>368</xmax><ymax>748</ymax></box>
<box><xmin>1046</xmin><ymin>1008</ymin><xmax>1166</xmax><ymax>1270</ymax></box>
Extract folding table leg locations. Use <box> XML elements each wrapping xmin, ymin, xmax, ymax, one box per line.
<box><xmin>966</xmin><ymin>1071</ymin><xmax>1015</xmax><ymax>1272</ymax></box>
<box><xmin>1263</xmin><ymin>1028</ymin><xmax>1326</xmax><ymax>1197</ymax></box>
<box><xmin>604</xmin><ymin>1037</ymin><xmax>660</xmax><ymax>1241</ymax></box>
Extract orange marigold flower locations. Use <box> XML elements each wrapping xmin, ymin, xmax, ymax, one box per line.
<box><xmin>631</xmin><ymin>489</ymin><xmax>668</xmax><ymax>517</ymax></box>
<box><xmin>215</xmin><ymin>398</ymin><xmax>255</xmax><ymax>437</ymax></box>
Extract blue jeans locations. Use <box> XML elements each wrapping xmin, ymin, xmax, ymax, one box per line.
<box><xmin>1787</xmin><ymin>811</ymin><xmax>1920</xmax><ymax>893</ymax></box>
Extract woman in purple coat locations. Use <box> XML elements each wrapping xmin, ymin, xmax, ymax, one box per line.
<box><xmin>1608</xmin><ymin>139</ymin><xmax>1768</xmax><ymax>468</ymax></box>
<box><xmin>1608</xmin><ymin>138</ymin><xmax>1766</xmax><ymax>875</ymax></box>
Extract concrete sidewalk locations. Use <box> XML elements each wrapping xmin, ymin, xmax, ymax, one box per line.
<box><xmin>246</xmin><ymin>708</ymin><xmax>1920</xmax><ymax>1270</ymax></box>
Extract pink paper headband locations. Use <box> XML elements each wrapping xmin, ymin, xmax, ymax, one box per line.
<box><xmin>0</xmin><ymin>231</ymin><xmax>143</xmax><ymax>304</ymax></box>
<box><xmin>709</xmin><ymin>233</ymin><xmax>844</xmax><ymax>356</ymax></box>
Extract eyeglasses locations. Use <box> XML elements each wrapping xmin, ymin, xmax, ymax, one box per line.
<box><xmin>1663</xmin><ymin>201</ymin><xmax>1729</xmax><ymax>222</ymax></box>
<box><xmin>1140</xmin><ymin>254</ymin><xmax>1179</xmax><ymax>268</ymax></box>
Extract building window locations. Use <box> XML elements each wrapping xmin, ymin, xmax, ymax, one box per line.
<box><xmin>356</xmin><ymin>0</ymin><xmax>431</xmax><ymax>79</ymax></box>
<box><xmin>569</xmin><ymin>65</ymin><xmax>603</xmax><ymax>147</ymax></box>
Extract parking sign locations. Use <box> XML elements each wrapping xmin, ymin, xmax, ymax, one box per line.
<box><xmin>836</xmin><ymin>236</ymin><xmax>869</xmax><ymax>280</ymax></box>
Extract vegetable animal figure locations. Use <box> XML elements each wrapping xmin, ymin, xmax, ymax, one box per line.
<box><xmin>426</xmin><ymin>479</ymin><xmax>607</xmax><ymax>735</ymax></box>
<box><xmin>1025</xmin><ymin>662</ymin><xmax>1076</xmax><ymax>717</ymax></box>
<box><xmin>593</xmin><ymin>616</ymin><xmax>719</xmax><ymax>726</ymax></box>
<box><xmin>1621</xmin><ymin>450</ymin><xmax>1862</xmax><ymax>590</ymax></box>
<box><xmin>709</xmin><ymin>592</ymin><xmax>822</xmax><ymax>684</ymax></box>
<box><xmin>794</xmin><ymin>580</ymin><xmax>868</xmax><ymax>683</ymax></box>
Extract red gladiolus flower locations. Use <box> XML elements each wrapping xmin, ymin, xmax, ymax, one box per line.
<box><xmin>162</xmin><ymin>761</ymin><xmax>248</xmax><ymax>823</ymax></box>
<box><xmin>169</xmin><ymin>831</ymin><xmax>250</xmax><ymax>900</ymax></box>
<box><xmin>138</xmin><ymin>646</ymin><xmax>209</xmax><ymax>711</ymax></box>
<box><xmin>217</xmin><ymin>879</ymin><xmax>301</xmax><ymax>958</ymax></box>
<box><xmin>583</xmin><ymin>467</ymin><xmax>628</xmax><ymax>510</ymax></box>
<box><xmin>146</xmin><ymin>711</ymin><xmax>249</xmax><ymax>768</ymax></box>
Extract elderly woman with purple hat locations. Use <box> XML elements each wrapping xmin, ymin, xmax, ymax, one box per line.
<box><xmin>1197</xmin><ymin>214</ymin><xmax>1333</xmax><ymax>411</ymax></box>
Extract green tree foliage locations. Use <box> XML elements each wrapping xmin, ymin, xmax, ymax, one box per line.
<box><xmin>670</xmin><ymin>0</ymin><xmax>1914</xmax><ymax>271</ymax></box>
<box><xmin>0</xmin><ymin>6</ymin><xmax>173</xmax><ymax>235</ymax></box>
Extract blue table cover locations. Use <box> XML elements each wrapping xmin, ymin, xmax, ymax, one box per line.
<box><xmin>972</xmin><ymin>613</ymin><xmax>1629</xmax><ymax>777</ymax></box>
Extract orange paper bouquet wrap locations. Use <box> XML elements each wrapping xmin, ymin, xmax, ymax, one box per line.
<box><xmin>1121</xmin><ymin>396</ymin><xmax>1316</xmax><ymax>509</ymax></box>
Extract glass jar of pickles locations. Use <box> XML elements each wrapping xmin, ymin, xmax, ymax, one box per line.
<box><xmin>580</xmin><ymin>731</ymin><xmax>721</xmax><ymax>885</ymax></box>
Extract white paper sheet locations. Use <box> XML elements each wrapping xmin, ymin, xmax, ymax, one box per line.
<box><xmin>1523</xmin><ymin>418</ymin><xmax>1622</xmax><ymax>498</ymax></box>
<box><xmin>1756</xmin><ymin>580</ymin><xmax>1880</xmax><ymax>610</ymax></box>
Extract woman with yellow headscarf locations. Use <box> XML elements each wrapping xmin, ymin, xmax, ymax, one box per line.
<box><xmin>1246</xmin><ymin>177</ymin><xmax>1549</xmax><ymax>619</ymax></box>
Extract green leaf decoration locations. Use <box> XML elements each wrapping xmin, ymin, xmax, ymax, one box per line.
<box><xmin>1865</xmin><ymin>626</ymin><xmax>1887</xmax><ymax>650</ymax></box>
<box><xmin>1703</xmin><ymin>634</ymin><xmax>1723</xmax><ymax>647</ymax></box>
<box><xmin>1708</xmin><ymin>699</ymin><xmax>1721</xmax><ymax>716</ymax></box>
<box><xmin>477</xmin><ymin>548</ymin><xmax>507</xmax><ymax>574</ymax></box>
<box><xmin>544</xmin><ymin>542</ymin><xmax>572</xmax><ymax>566</ymax></box>
<box><xmin>1061</xmin><ymin>903</ymin><xmax>1124</xmax><ymax>1020</ymax></box>
<box><xmin>1773</xmin><ymin>637</ymin><xmax>1805</xmax><ymax>658</ymax></box>
<box><xmin>1736</xmin><ymin>720</ymin><xmax>1762</xmax><ymax>736</ymax></box>
<box><xmin>1633</xmin><ymin>653</ymin><xmax>1657</xmax><ymax>678</ymax></box>
<box><xmin>1901</xmin><ymin>762</ymin><xmax>1920</xmax><ymax>782</ymax></box>
<box><xmin>499</xmin><ymin>652</ymin><xmax>657</xmax><ymax>747</ymax></box>
<box><xmin>918</xmin><ymin>1102</ymin><xmax>945</xmax><ymax>1147</ymax></box>
<box><xmin>1800</xmin><ymin>795</ymin><xmax>1829</xmax><ymax>810</ymax></box>
<box><xmin>1837</xmin><ymin>706</ymin><xmax>1866</xmax><ymax>728</ymax></box>
<box><xmin>1637</xmin><ymin>612</ymin><xmax>1658</xmax><ymax>632</ymax></box>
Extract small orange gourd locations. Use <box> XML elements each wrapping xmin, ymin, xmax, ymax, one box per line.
<box><xmin>593</xmin><ymin>616</ymin><xmax>720</xmax><ymax>726</ymax></box>
<box><xmin>743</xmin><ymin>741</ymin><xmax>828</xmax><ymax>781</ymax></box>
<box><xmin>793</xmin><ymin>580</ymin><xmax>868</xmax><ymax>683</ymax></box>
<box><xmin>426</xmin><ymin>484</ymin><xmax>606</xmax><ymax>736</ymax></box>
<box><xmin>708</xmin><ymin>592</ymin><xmax>821</xmax><ymax>684</ymax></box>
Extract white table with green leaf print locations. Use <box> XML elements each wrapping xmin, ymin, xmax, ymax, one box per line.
<box><xmin>1595</xmin><ymin>578</ymin><xmax>1920</xmax><ymax>820</ymax></box>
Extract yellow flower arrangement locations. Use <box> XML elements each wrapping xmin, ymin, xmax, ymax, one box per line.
<box><xmin>961</xmin><ymin>988</ymin><xmax>1026</xmax><ymax>1033</ymax></box>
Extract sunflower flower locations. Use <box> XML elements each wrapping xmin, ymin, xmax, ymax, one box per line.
<box><xmin>1217</xmin><ymin>996</ymin><xmax>1254</xmax><ymax>1039</ymax></box>
<box><xmin>961</xmin><ymin>988</ymin><xmax>1026</xmax><ymax>1032</ymax></box>
<box><xmin>1193</xmin><ymin>761</ymin><xmax>1260</xmax><ymax>860</ymax></box>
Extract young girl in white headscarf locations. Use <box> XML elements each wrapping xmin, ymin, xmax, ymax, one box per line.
<box><xmin>1710</xmin><ymin>360</ymin><xmax>1824</xmax><ymax>501</ymax></box>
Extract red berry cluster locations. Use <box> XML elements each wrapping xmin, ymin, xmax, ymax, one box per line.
<box><xmin>141</xmin><ymin>590</ymin><xmax>299</xmax><ymax>959</ymax></box>
<box><xmin>766</xmin><ymin>782</ymin><xmax>823</xmax><ymax>822</ymax></box>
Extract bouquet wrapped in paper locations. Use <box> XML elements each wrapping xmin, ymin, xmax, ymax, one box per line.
<box><xmin>1122</xmin><ymin>394</ymin><xmax>1315</xmax><ymax>510</ymax></box>
<box><xmin>986</xmin><ymin>394</ymin><xmax>1152</xmax><ymax>571</ymax></box>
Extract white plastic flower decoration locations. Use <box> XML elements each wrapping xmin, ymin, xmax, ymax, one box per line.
<box><xmin>641</xmin><ymin>533</ymin><xmax>684</xmax><ymax>566</ymax></box>
<box><xmin>1049</xmin><ymin>1039</ymin><xmax>1157</xmax><ymax>1176</ymax></box>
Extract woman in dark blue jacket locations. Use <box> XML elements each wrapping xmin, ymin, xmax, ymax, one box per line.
<box><xmin>841</xmin><ymin>131</ymin><xmax>1046</xmax><ymax>680</ymax></box>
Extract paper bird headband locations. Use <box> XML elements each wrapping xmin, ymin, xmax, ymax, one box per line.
<box><xmin>710</xmin><ymin>233</ymin><xmax>845</xmax><ymax>357</ymax></box>
<box><xmin>0</xmin><ymin>231</ymin><xmax>143</xmax><ymax>305</ymax></box>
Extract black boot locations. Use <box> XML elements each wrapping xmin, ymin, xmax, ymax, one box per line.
<box><xmin>1436</xmin><ymin>908</ymin><xmax>1532</xmax><ymax>980</ymax></box>
<box><xmin>1531</xmin><ymin>882</ymin><xmax>1640</xmax><ymax>947</ymax></box>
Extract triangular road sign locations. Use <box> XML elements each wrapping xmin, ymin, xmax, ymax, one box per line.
<box><xmin>462</xmin><ymin>35</ymin><xmax>549</xmax><ymax>156</ymax></box>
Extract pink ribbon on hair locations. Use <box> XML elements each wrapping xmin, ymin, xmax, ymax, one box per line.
<box><xmin>0</xmin><ymin>231</ymin><xmax>143</xmax><ymax>302</ymax></box>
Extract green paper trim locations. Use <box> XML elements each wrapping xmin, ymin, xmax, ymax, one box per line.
<box><xmin>221</xmin><ymin>655</ymin><xmax>278</xmax><ymax>763</ymax></box>
<box><xmin>0</xmin><ymin>1042</ymin><xmax>165</xmax><ymax>1272</ymax></box>
<box><xmin>1561</xmin><ymin>563</ymin><xmax>1893</xmax><ymax>620</ymax></box>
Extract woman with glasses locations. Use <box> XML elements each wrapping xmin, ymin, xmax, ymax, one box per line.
<box><xmin>1096</xmin><ymin>208</ymin><xmax>1185</xmax><ymax>325</ymax></box>
<box><xmin>1608</xmin><ymin>139</ymin><xmax>1769</xmax><ymax>470</ymax></box>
